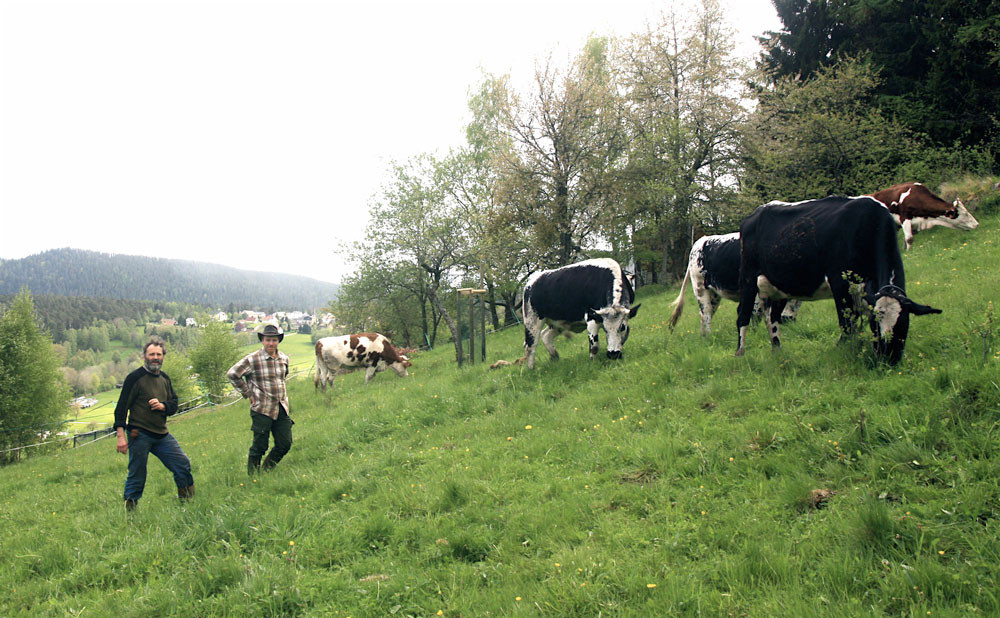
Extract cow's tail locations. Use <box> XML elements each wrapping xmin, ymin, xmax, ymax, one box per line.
<box><xmin>668</xmin><ymin>262</ymin><xmax>692</xmax><ymax>332</ymax></box>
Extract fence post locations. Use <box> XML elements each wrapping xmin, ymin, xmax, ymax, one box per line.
<box><xmin>456</xmin><ymin>290</ymin><xmax>466</xmax><ymax>366</ymax></box>
<box><xmin>468</xmin><ymin>292</ymin><xmax>476</xmax><ymax>364</ymax></box>
<box><xmin>480</xmin><ymin>291</ymin><xmax>487</xmax><ymax>362</ymax></box>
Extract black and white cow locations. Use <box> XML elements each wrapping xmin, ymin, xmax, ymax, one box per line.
<box><xmin>736</xmin><ymin>195</ymin><xmax>941</xmax><ymax>365</ymax></box>
<box><xmin>521</xmin><ymin>258</ymin><xmax>640</xmax><ymax>368</ymax></box>
<box><xmin>669</xmin><ymin>232</ymin><xmax>799</xmax><ymax>335</ymax></box>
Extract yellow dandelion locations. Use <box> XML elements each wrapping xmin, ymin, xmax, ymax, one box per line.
<box><xmin>515</xmin><ymin>597</ymin><xmax>522</xmax><ymax>602</ymax></box>
<box><xmin>525</xmin><ymin>425</ymin><xmax>532</xmax><ymax>430</ymax></box>
<box><xmin>701</xmin><ymin>510</ymin><xmax>707</xmax><ymax>515</ymax></box>
<box><xmin>554</xmin><ymin>562</ymin><xmax>561</xmax><ymax>567</ymax></box>
<box><xmin>289</xmin><ymin>541</ymin><xmax>295</xmax><ymax>546</ymax></box>
<box><xmin>507</xmin><ymin>436</ymin><xmax>512</xmax><ymax>441</ymax></box>
<box><xmin>437</xmin><ymin>611</ymin><xmax>443</xmax><ymax>616</ymax></box>
<box><xmin>938</xmin><ymin>550</ymin><xmax>945</xmax><ymax>555</ymax></box>
<box><xmin>647</xmin><ymin>583</ymin><xmax>657</xmax><ymax>588</ymax></box>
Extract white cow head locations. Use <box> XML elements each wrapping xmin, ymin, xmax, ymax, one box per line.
<box><xmin>866</xmin><ymin>286</ymin><xmax>941</xmax><ymax>365</ymax></box>
<box><xmin>946</xmin><ymin>199</ymin><xmax>979</xmax><ymax>231</ymax></box>
<box><xmin>591</xmin><ymin>303</ymin><xmax>641</xmax><ymax>359</ymax></box>
<box><xmin>390</xmin><ymin>355</ymin><xmax>412</xmax><ymax>377</ymax></box>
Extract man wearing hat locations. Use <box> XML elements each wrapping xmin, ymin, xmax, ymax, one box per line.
<box><xmin>227</xmin><ymin>324</ymin><xmax>294</xmax><ymax>474</ymax></box>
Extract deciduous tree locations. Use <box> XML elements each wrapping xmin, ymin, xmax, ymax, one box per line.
<box><xmin>189</xmin><ymin>321</ymin><xmax>242</xmax><ymax>398</ymax></box>
<box><xmin>616</xmin><ymin>0</ymin><xmax>748</xmax><ymax>281</ymax></box>
<box><xmin>0</xmin><ymin>288</ymin><xmax>70</xmax><ymax>463</ymax></box>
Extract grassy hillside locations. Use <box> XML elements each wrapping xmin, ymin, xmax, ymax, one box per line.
<box><xmin>2</xmin><ymin>214</ymin><xmax>998</xmax><ymax>617</ymax></box>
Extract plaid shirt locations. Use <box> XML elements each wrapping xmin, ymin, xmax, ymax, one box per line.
<box><xmin>227</xmin><ymin>347</ymin><xmax>290</xmax><ymax>419</ymax></box>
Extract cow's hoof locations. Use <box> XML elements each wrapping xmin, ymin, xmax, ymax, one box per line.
<box><xmin>734</xmin><ymin>349</ymin><xmax>745</xmax><ymax>357</ymax></box>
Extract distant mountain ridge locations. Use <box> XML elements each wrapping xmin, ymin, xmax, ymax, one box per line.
<box><xmin>0</xmin><ymin>248</ymin><xmax>339</xmax><ymax>310</ymax></box>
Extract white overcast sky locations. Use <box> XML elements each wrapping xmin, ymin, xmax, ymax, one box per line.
<box><xmin>0</xmin><ymin>0</ymin><xmax>781</xmax><ymax>284</ymax></box>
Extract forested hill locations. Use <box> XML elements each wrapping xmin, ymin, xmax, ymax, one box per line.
<box><xmin>0</xmin><ymin>248</ymin><xmax>339</xmax><ymax>309</ymax></box>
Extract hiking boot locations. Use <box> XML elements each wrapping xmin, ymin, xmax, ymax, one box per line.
<box><xmin>248</xmin><ymin>456</ymin><xmax>261</xmax><ymax>475</ymax></box>
<box><xmin>125</xmin><ymin>499</ymin><xmax>137</xmax><ymax>512</ymax></box>
<box><xmin>262</xmin><ymin>454</ymin><xmax>278</xmax><ymax>471</ymax></box>
<box><xmin>178</xmin><ymin>485</ymin><xmax>195</xmax><ymax>500</ymax></box>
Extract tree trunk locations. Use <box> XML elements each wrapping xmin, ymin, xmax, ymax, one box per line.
<box><xmin>486</xmin><ymin>282</ymin><xmax>501</xmax><ymax>330</ymax></box>
<box><xmin>428</xmin><ymin>287</ymin><xmax>462</xmax><ymax>362</ymax></box>
<box><xmin>420</xmin><ymin>297</ymin><xmax>429</xmax><ymax>348</ymax></box>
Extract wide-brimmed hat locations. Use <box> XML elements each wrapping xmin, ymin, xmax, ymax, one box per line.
<box><xmin>257</xmin><ymin>324</ymin><xmax>284</xmax><ymax>342</ymax></box>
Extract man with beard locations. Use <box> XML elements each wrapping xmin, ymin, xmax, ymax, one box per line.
<box><xmin>113</xmin><ymin>336</ymin><xmax>194</xmax><ymax>511</ymax></box>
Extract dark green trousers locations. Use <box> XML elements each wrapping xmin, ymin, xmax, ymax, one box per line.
<box><xmin>249</xmin><ymin>406</ymin><xmax>293</xmax><ymax>467</ymax></box>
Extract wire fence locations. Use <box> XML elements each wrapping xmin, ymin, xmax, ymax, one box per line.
<box><xmin>1</xmin><ymin>320</ymin><xmax>522</xmax><ymax>460</ymax></box>
<box><xmin>0</xmin><ymin>389</ymin><xmax>244</xmax><ymax>458</ymax></box>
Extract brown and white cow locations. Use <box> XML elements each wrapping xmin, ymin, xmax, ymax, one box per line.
<box><xmin>314</xmin><ymin>333</ymin><xmax>411</xmax><ymax>390</ymax></box>
<box><xmin>868</xmin><ymin>182</ymin><xmax>977</xmax><ymax>250</ymax></box>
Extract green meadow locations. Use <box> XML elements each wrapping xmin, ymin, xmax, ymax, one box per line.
<box><xmin>2</xmin><ymin>214</ymin><xmax>998</xmax><ymax>617</ymax></box>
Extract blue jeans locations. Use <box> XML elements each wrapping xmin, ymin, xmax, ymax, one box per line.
<box><xmin>124</xmin><ymin>429</ymin><xmax>194</xmax><ymax>502</ymax></box>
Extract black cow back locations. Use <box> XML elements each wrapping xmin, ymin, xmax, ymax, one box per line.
<box><xmin>740</xmin><ymin>196</ymin><xmax>904</xmax><ymax>297</ymax></box>
<box><xmin>701</xmin><ymin>235</ymin><xmax>742</xmax><ymax>294</ymax></box>
<box><xmin>526</xmin><ymin>263</ymin><xmax>632</xmax><ymax>322</ymax></box>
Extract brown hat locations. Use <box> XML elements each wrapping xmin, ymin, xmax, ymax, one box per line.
<box><xmin>257</xmin><ymin>324</ymin><xmax>284</xmax><ymax>342</ymax></box>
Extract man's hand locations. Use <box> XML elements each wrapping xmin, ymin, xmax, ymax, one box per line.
<box><xmin>116</xmin><ymin>428</ymin><xmax>128</xmax><ymax>454</ymax></box>
<box><xmin>149</xmin><ymin>398</ymin><xmax>165</xmax><ymax>412</ymax></box>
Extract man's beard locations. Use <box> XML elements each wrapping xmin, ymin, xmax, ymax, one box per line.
<box><xmin>145</xmin><ymin>360</ymin><xmax>162</xmax><ymax>373</ymax></box>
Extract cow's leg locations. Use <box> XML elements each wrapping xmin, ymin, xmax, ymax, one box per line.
<box><xmin>735</xmin><ymin>281</ymin><xmax>758</xmax><ymax>357</ymax></box>
<box><xmin>902</xmin><ymin>219</ymin><xmax>914</xmax><ymax>251</ymax></box>
<box><xmin>781</xmin><ymin>300</ymin><xmax>801</xmax><ymax>322</ymax></box>
<box><xmin>696</xmin><ymin>288</ymin><xmax>720</xmax><ymax>336</ymax></box>
<box><xmin>523</xmin><ymin>312</ymin><xmax>542</xmax><ymax>369</ymax></box>
<box><xmin>321</xmin><ymin>362</ymin><xmax>338</xmax><ymax>391</ymax></box>
<box><xmin>364</xmin><ymin>365</ymin><xmax>378</xmax><ymax>383</ymax></box>
<box><xmin>314</xmin><ymin>359</ymin><xmax>329</xmax><ymax>392</ymax></box>
<box><xmin>540</xmin><ymin>326</ymin><xmax>559</xmax><ymax>360</ymax></box>
<box><xmin>587</xmin><ymin>319</ymin><xmax>600</xmax><ymax>358</ymax></box>
<box><xmin>765</xmin><ymin>299</ymin><xmax>788</xmax><ymax>350</ymax></box>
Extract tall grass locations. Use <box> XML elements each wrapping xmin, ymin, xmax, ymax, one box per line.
<box><xmin>1</xmin><ymin>214</ymin><xmax>998</xmax><ymax>616</ymax></box>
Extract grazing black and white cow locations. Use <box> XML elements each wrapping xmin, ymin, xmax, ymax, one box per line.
<box><xmin>314</xmin><ymin>333</ymin><xmax>411</xmax><ymax>390</ymax></box>
<box><xmin>669</xmin><ymin>232</ymin><xmax>800</xmax><ymax>334</ymax></box>
<box><xmin>521</xmin><ymin>258</ymin><xmax>640</xmax><ymax>368</ymax></box>
<box><xmin>868</xmin><ymin>182</ymin><xmax>978</xmax><ymax>250</ymax></box>
<box><xmin>735</xmin><ymin>195</ymin><xmax>941</xmax><ymax>365</ymax></box>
